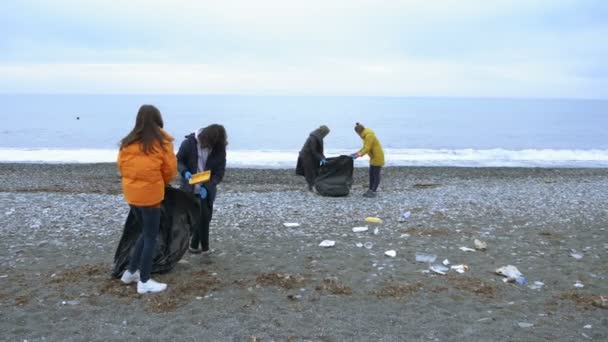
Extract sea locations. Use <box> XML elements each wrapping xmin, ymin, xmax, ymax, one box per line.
<box><xmin>1</xmin><ymin>94</ymin><xmax>607</xmax><ymax>168</ymax></box>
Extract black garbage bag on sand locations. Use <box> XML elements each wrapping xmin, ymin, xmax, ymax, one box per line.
<box><xmin>314</xmin><ymin>155</ymin><xmax>354</xmax><ymax>197</ymax></box>
<box><xmin>111</xmin><ymin>187</ymin><xmax>201</xmax><ymax>278</ymax></box>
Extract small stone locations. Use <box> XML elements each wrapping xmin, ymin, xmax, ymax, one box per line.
<box><xmin>584</xmin><ymin>325</ymin><xmax>592</xmax><ymax>329</ymax></box>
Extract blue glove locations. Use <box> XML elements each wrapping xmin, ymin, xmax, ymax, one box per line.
<box><xmin>350</xmin><ymin>153</ymin><xmax>360</xmax><ymax>159</ymax></box>
<box><xmin>183</xmin><ymin>171</ymin><xmax>192</xmax><ymax>181</ymax></box>
<box><xmin>320</xmin><ymin>159</ymin><xmax>327</xmax><ymax>166</ymax></box>
<box><xmin>199</xmin><ymin>186</ymin><xmax>208</xmax><ymax>199</ymax></box>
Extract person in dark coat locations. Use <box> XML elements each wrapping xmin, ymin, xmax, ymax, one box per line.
<box><xmin>176</xmin><ymin>124</ymin><xmax>227</xmax><ymax>254</ymax></box>
<box><xmin>296</xmin><ymin>125</ymin><xmax>330</xmax><ymax>191</ymax></box>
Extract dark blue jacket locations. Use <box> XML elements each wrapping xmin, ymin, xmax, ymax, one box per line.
<box><xmin>176</xmin><ymin>133</ymin><xmax>226</xmax><ymax>203</ymax></box>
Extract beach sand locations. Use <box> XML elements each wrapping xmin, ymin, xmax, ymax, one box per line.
<box><xmin>0</xmin><ymin>163</ymin><xmax>607</xmax><ymax>341</ymax></box>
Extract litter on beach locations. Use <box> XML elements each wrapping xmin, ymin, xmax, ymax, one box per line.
<box><xmin>450</xmin><ymin>265</ymin><xmax>469</xmax><ymax>273</ymax></box>
<box><xmin>415</xmin><ymin>253</ymin><xmax>437</xmax><ymax>263</ymax></box>
<box><xmin>365</xmin><ymin>217</ymin><xmax>382</xmax><ymax>223</ymax></box>
<box><xmin>474</xmin><ymin>239</ymin><xmax>487</xmax><ymax>251</ymax></box>
<box><xmin>398</xmin><ymin>211</ymin><xmax>411</xmax><ymax>222</ymax></box>
<box><xmin>442</xmin><ymin>259</ymin><xmax>450</xmax><ymax>266</ymax></box>
<box><xmin>355</xmin><ymin>243</ymin><xmax>363</xmax><ymax>248</ymax></box>
<box><xmin>352</xmin><ymin>226</ymin><xmax>368</xmax><ymax>233</ymax></box>
<box><xmin>283</xmin><ymin>222</ymin><xmax>300</xmax><ymax>228</ymax></box>
<box><xmin>529</xmin><ymin>281</ymin><xmax>545</xmax><ymax>290</ymax></box>
<box><xmin>384</xmin><ymin>250</ymin><xmax>397</xmax><ymax>257</ymax></box>
<box><xmin>319</xmin><ymin>240</ymin><xmax>335</xmax><ymax>248</ymax></box>
<box><xmin>569</xmin><ymin>250</ymin><xmax>583</xmax><ymax>260</ymax></box>
<box><xmin>496</xmin><ymin>265</ymin><xmax>528</xmax><ymax>285</ymax></box>
<box><xmin>574</xmin><ymin>281</ymin><xmax>585</xmax><ymax>288</ymax></box>
<box><xmin>459</xmin><ymin>246</ymin><xmax>476</xmax><ymax>252</ymax></box>
<box><xmin>373</xmin><ymin>227</ymin><xmax>379</xmax><ymax>235</ymax></box>
<box><xmin>363</xmin><ymin>242</ymin><xmax>373</xmax><ymax>249</ymax></box>
<box><xmin>430</xmin><ymin>265</ymin><xmax>449</xmax><ymax>275</ymax></box>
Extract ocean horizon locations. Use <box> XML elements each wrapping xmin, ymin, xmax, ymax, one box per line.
<box><xmin>2</xmin><ymin>94</ymin><xmax>607</xmax><ymax>167</ymax></box>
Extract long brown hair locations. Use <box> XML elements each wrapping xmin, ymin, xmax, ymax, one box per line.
<box><xmin>120</xmin><ymin>105</ymin><xmax>166</xmax><ymax>154</ymax></box>
<box><xmin>197</xmin><ymin>124</ymin><xmax>228</xmax><ymax>153</ymax></box>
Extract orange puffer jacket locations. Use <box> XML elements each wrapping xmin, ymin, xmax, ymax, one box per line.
<box><xmin>117</xmin><ymin>130</ymin><xmax>177</xmax><ymax>207</ymax></box>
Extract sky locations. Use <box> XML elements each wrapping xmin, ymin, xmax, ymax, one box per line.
<box><xmin>0</xmin><ymin>0</ymin><xmax>607</xmax><ymax>98</ymax></box>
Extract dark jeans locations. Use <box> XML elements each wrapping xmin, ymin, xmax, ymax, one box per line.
<box><xmin>191</xmin><ymin>197</ymin><xmax>213</xmax><ymax>251</ymax></box>
<box><xmin>127</xmin><ymin>205</ymin><xmax>160</xmax><ymax>283</ymax></box>
<box><xmin>369</xmin><ymin>165</ymin><xmax>382</xmax><ymax>192</ymax></box>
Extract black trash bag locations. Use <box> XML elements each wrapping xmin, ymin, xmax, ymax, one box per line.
<box><xmin>111</xmin><ymin>187</ymin><xmax>201</xmax><ymax>278</ymax></box>
<box><xmin>314</xmin><ymin>155</ymin><xmax>354</xmax><ymax>197</ymax></box>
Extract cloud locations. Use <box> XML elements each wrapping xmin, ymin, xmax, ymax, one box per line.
<box><xmin>0</xmin><ymin>0</ymin><xmax>606</xmax><ymax>97</ymax></box>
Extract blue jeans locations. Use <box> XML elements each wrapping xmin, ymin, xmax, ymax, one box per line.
<box><xmin>127</xmin><ymin>205</ymin><xmax>160</xmax><ymax>283</ymax></box>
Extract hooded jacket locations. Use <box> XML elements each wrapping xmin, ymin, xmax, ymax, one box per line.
<box><xmin>299</xmin><ymin>128</ymin><xmax>326</xmax><ymax>162</ymax></box>
<box><xmin>117</xmin><ymin>130</ymin><xmax>177</xmax><ymax>207</ymax></box>
<box><xmin>358</xmin><ymin>128</ymin><xmax>385</xmax><ymax>167</ymax></box>
<box><xmin>176</xmin><ymin>133</ymin><xmax>226</xmax><ymax>203</ymax></box>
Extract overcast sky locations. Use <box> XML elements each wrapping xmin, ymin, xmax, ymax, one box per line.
<box><xmin>0</xmin><ymin>0</ymin><xmax>606</xmax><ymax>98</ymax></box>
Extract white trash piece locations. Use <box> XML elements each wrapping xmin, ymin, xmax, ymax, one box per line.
<box><xmin>415</xmin><ymin>253</ymin><xmax>437</xmax><ymax>263</ymax></box>
<box><xmin>398</xmin><ymin>211</ymin><xmax>411</xmax><ymax>222</ymax></box>
<box><xmin>451</xmin><ymin>265</ymin><xmax>469</xmax><ymax>274</ymax></box>
<box><xmin>474</xmin><ymin>239</ymin><xmax>487</xmax><ymax>251</ymax></box>
<box><xmin>518</xmin><ymin>322</ymin><xmax>534</xmax><ymax>328</ymax></box>
<box><xmin>430</xmin><ymin>265</ymin><xmax>449</xmax><ymax>275</ymax></box>
<box><xmin>570</xmin><ymin>249</ymin><xmax>584</xmax><ymax>260</ymax></box>
<box><xmin>384</xmin><ymin>250</ymin><xmax>397</xmax><ymax>258</ymax></box>
<box><xmin>529</xmin><ymin>281</ymin><xmax>545</xmax><ymax>290</ymax></box>
<box><xmin>355</xmin><ymin>242</ymin><xmax>363</xmax><ymax>248</ymax></box>
<box><xmin>283</xmin><ymin>222</ymin><xmax>300</xmax><ymax>228</ymax></box>
<box><xmin>442</xmin><ymin>259</ymin><xmax>450</xmax><ymax>266</ymax></box>
<box><xmin>364</xmin><ymin>242</ymin><xmax>373</xmax><ymax>249</ymax></box>
<box><xmin>373</xmin><ymin>227</ymin><xmax>379</xmax><ymax>235</ymax></box>
<box><xmin>496</xmin><ymin>265</ymin><xmax>528</xmax><ymax>285</ymax></box>
<box><xmin>574</xmin><ymin>281</ymin><xmax>585</xmax><ymax>288</ymax></box>
<box><xmin>459</xmin><ymin>246</ymin><xmax>476</xmax><ymax>252</ymax></box>
<box><xmin>319</xmin><ymin>240</ymin><xmax>335</xmax><ymax>248</ymax></box>
<box><xmin>352</xmin><ymin>226</ymin><xmax>369</xmax><ymax>233</ymax></box>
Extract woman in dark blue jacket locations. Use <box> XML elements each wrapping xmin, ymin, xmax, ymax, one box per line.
<box><xmin>177</xmin><ymin>124</ymin><xmax>227</xmax><ymax>254</ymax></box>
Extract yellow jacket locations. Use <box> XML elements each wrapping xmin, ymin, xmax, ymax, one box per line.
<box><xmin>117</xmin><ymin>130</ymin><xmax>177</xmax><ymax>207</ymax></box>
<box><xmin>358</xmin><ymin>128</ymin><xmax>385</xmax><ymax>167</ymax></box>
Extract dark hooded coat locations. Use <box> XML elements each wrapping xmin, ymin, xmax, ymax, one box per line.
<box><xmin>296</xmin><ymin>128</ymin><xmax>326</xmax><ymax>183</ymax></box>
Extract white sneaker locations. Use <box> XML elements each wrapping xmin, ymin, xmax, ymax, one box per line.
<box><xmin>120</xmin><ymin>270</ymin><xmax>140</xmax><ymax>284</ymax></box>
<box><xmin>137</xmin><ymin>279</ymin><xmax>167</xmax><ymax>294</ymax></box>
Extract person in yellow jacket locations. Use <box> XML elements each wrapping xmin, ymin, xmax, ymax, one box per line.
<box><xmin>351</xmin><ymin>122</ymin><xmax>385</xmax><ymax>198</ymax></box>
<box><xmin>116</xmin><ymin>104</ymin><xmax>177</xmax><ymax>294</ymax></box>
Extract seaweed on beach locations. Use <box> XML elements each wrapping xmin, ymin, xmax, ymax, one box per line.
<box><xmin>256</xmin><ymin>272</ymin><xmax>308</xmax><ymax>290</ymax></box>
<box><xmin>447</xmin><ymin>276</ymin><xmax>498</xmax><ymax>298</ymax></box>
<box><xmin>145</xmin><ymin>270</ymin><xmax>221</xmax><ymax>313</ymax></box>
<box><xmin>315</xmin><ymin>277</ymin><xmax>353</xmax><ymax>295</ymax></box>
<box><xmin>375</xmin><ymin>282</ymin><xmax>423</xmax><ymax>299</ymax></box>
<box><xmin>558</xmin><ymin>291</ymin><xmax>608</xmax><ymax>311</ymax></box>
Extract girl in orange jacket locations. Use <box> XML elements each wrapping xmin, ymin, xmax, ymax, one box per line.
<box><xmin>117</xmin><ymin>105</ymin><xmax>177</xmax><ymax>294</ymax></box>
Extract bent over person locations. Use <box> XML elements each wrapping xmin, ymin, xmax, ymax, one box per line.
<box><xmin>296</xmin><ymin>125</ymin><xmax>330</xmax><ymax>191</ymax></box>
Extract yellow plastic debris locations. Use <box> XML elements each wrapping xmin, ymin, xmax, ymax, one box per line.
<box><xmin>365</xmin><ymin>217</ymin><xmax>382</xmax><ymax>223</ymax></box>
<box><xmin>188</xmin><ymin>170</ymin><xmax>211</xmax><ymax>185</ymax></box>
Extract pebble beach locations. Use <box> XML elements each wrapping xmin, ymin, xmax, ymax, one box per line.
<box><xmin>1</xmin><ymin>163</ymin><xmax>607</xmax><ymax>341</ymax></box>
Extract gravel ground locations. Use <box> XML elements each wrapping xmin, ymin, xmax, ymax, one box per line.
<box><xmin>0</xmin><ymin>163</ymin><xmax>607</xmax><ymax>341</ymax></box>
